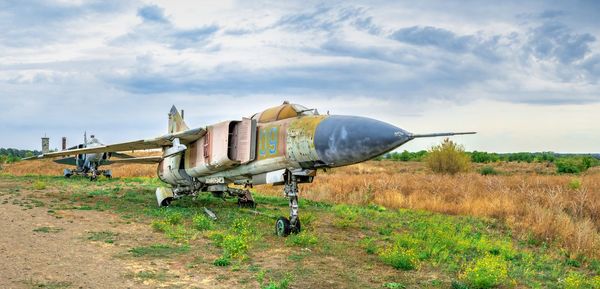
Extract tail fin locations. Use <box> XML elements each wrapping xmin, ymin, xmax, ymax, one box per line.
<box><xmin>168</xmin><ymin>105</ymin><xmax>189</xmax><ymax>133</ymax></box>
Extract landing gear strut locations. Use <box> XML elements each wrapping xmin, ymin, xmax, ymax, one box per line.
<box><xmin>275</xmin><ymin>171</ymin><xmax>302</xmax><ymax>237</ymax></box>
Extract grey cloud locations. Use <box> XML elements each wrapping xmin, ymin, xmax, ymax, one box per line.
<box><xmin>112</xmin><ymin>5</ymin><xmax>219</xmax><ymax>50</ymax></box>
<box><xmin>137</xmin><ymin>4</ymin><xmax>168</xmax><ymax>23</ymax></box>
<box><xmin>274</xmin><ymin>5</ymin><xmax>370</xmax><ymax>32</ymax></box>
<box><xmin>390</xmin><ymin>26</ymin><xmax>475</xmax><ymax>53</ymax></box>
<box><xmin>527</xmin><ymin>20</ymin><xmax>596</xmax><ymax>64</ymax></box>
<box><xmin>0</xmin><ymin>0</ymin><xmax>131</xmax><ymax>47</ymax></box>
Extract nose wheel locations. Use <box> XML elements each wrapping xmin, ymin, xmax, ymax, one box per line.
<box><xmin>275</xmin><ymin>172</ymin><xmax>302</xmax><ymax>237</ymax></box>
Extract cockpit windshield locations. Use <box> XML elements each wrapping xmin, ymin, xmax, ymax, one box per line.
<box><xmin>291</xmin><ymin>104</ymin><xmax>318</xmax><ymax>116</ymax></box>
<box><xmin>252</xmin><ymin>102</ymin><xmax>319</xmax><ymax>123</ymax></box>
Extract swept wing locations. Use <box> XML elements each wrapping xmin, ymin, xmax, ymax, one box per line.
<box><xmin>28</xmin><ymin>127</ymin><xmax>205</xmax><ymax>160</ymax></box>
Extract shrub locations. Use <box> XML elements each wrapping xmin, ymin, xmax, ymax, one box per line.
<box><xmin>165</xmin><ymin>212</ymin><xmax>183</xmax><ymax>225</ymax></box>
<box><xmin>150</xmin><ymin>220</ymin><xmax>169</xmax><ymax>232</ymax></box>
<box><xmin>479</xmin><ymin>166</ymin><xmax>498</xmax><ymax>176</ymax></box>
<box><xmin>426</xmin><ymin>139</ymin><xmax>470</xmax><ymax>175</ymax></box>
<box><xmin>192</xmin><ymin>214</ymin><xmax>213</xmax><ymax>231</ymax></box>
<box><xmin>213</xmin><ymin>256</ymin><xmax>231</xmax><ymax>266</ymax></box>
<box><xmin>378</xmin><ymin>247</ymin><xmax>418</xmax><ymax>270</ymax></box>
<box><xmin>556</xmin><ymin>156</ymin><xmax>599</xmax><ymax>174</ymax></box>
<box><xmin>32</xmin><ymin>181</ymin><xmax>46</xmax><ymax>190</ymax></box>
<box><xmin>563</xmin><ymin>272</ymin><xmax>585</xmax><ymax>289</ymax></box>
<box><xmin>384</xmin><ymin>283</ymin><xmax>406</xmax><ymax>289</ymax></box>
<box><xmin>360</xmin><ymin>237</ymin><xmax>377</xmax><ymax>254</ymax></box>
<box><xmin>461</xmin><ymin>255</ymin><xmax>508</xmax><ymax>289</ymax></box>
<box><xmin>471</xmin><ymin>151</ymin><xmax>500</xmax><ymax>163</ymax></box>
<box><xmin>221</xmin><ymin>234</ymin><xmax>248</xmax><ymax>259</ymax></box>
<box><xmin>556</xmin><ymin>158</ymin><xmax>583</xmax><ymax>174</ymax></box>
<box><xmin>568</xmin><ymin>179</ymin><xmax>582</xmax><ymax>190</ymax></box>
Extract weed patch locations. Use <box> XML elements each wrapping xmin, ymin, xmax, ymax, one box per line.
<box><xmin>87</xmin><ymin>231</ymin><xmax>117</xmax><ymax>243</ymax></box>
<box><xmin>192</xmin><ymin>213</ymin><xmax>213</xmax><ymax>231</ymax></box>
<box><xmin>32</xmin><ymin>180</ymin><xmax>46</xmax><ymax>190</ymax></box>
<box><xmin>286</xmin><ymin>231</ymin><xmax>318</xmax><ymax>247</ymax></box>
<box><xmin>33</xmin><ymin>226</ymin><xmax>63</xmax><ymax>233</ymax></box>
<box><xmin>461</xmin><ymin>254</ymin><xmax>508</xmax><ymax>289</ymax></box>
<box><xmin>128</xmin><ymin>244</ymin><xmax>189</xmax><ymax>258</ymax></box>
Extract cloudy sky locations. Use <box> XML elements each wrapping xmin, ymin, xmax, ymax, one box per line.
<box><xmin>1</xmin><ymin>0</ymin><xmax>599</xmax><ymax>153</ymax></box>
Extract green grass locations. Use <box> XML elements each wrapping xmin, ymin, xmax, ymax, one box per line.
<box><xmin>87</xmin><ymin>231</ymin><xmax>118</xmax><ymax>243</ymax></box>
<box><xmin>33</xmin><ymin>226</ymin><xmax>63</xmax><ymax>233</ymax></box>
<box><xmin>3</xmin><ymin>174</ymin><xmax>599</xmax><ymax>288</ymax></box>
<box><xmin>128</xmin><ymin>244</ymin><xmax>190</xmax><ymax>258</ymax></box>
<box><xmin>132</xmin><ymin>270</ymin><xmax>170</xmax><ymax>281</ymax></box>
<box><xmin>22</xmin><ymin>279</ymin><xmax>72</xmax><ymax>289</ymax></box>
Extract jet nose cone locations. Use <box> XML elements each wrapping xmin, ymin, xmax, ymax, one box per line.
<box><xmin>314</xmin><ymin>115</ymin><xmax>412</xmax><ymax>167</ymax></box>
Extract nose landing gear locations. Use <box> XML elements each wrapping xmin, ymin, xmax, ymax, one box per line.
<box><xmin>275</xmin><ymin>171</ymin><xmax>302</xmax><ymax>237</ymax></box>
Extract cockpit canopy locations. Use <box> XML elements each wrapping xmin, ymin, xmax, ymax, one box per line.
<box><xmin>252</xmin><ymin>101</ymin><xmax>318</xmax><ymax>123</ymax></box>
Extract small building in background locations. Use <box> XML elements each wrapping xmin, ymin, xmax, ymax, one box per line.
<box><xmin>41</xmin><ymin>136</ymin><xmax>50</xmax><ymax>154</ymax></box>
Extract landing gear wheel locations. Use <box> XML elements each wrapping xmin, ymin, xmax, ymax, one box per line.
<box><xmin>65</xmin><ymin>174</ymin><xmax>72</xmax><ymax>179</ymax></box>
<box><xmin>291</xmin><ymin>218</ymin><xmax>301</xmax><ymax>234</ymax></box>
<box><xmin>89</xmin><ymin>175</ymin><xmax>98</xmax><ymax>181</ymax></box>
<box><xmin>275</xmin><ymin>217</ymin><xmax>291</xmax><ymax>237</ymax></box>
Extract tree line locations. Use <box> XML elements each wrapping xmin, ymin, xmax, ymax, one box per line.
<box><xmin>0</xmin><ymin>148</ymin><xmax>41</xmax><ymax>164</ymax></box>
<box><xmin>379</xmin><ymin>149</ymin><xmax>600</xmax><ymax>174</ymax></box>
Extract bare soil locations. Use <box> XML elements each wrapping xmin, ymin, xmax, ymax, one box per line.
<box><xmin>0</xmin><ymin>179</ymin><xmax>238</xmax><ymax>289</ymax></box>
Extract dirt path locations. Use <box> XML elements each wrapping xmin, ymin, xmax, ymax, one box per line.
<box><xmin>0</xmin><ymin>200</ymin><xmax>142</xmax><ymax>289</ymax></box>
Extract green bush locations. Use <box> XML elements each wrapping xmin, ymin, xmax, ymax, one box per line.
<box><xmin>426</xmin><ymin>139</ymin><xmax>470</xmax><ymax>175</ymax></box>
<box><xmin>150</xmin><ymin>220</ymin><xmax>169</xmax><ymax>232</ymax></box>
<box><xmin>360</xmin><ymin>237</ymin><xmax>377</xmax><ymax>254</ymax></box>
<box><xmin>378</xmin><ymin>247</ymin><xmax>419</xmax><ymax>270</ymax></box>
<box><xmin>192</xmin><ymin>214</ymin><xmax>213</xmax><ymax>231</ymax></box>
<box><xmin>221</xmin><ymin>234</ymin><xmax>248</xmax><ymax>259</ymax></box>
<box><xmin>556</xmin><ymin>158</ymin><xmax>583</xmax><ymax>174</ymax></box>
<box><xmin>213</xmin><ymin>256</ymin><xmax>231</xmax><ymax>266</ymax></box>
<box><xmin>32</xmin><ymin>181</ymin><xmax>46</xmax><ymax>190</ymax></box>
<box><xmin>479</xmin><ymin>166</ymin><xmax>498</xmax><ymax>176</ymax></box>
<box><xmin>165</xmin><ymin>212</ymin><xmax>183</xmax><ymax>225</ymax></box>
<box><xmin>471</xmin><ymin>151</ymin><xmax>500</xmax><ymax>163</ymax></box>
<box><xmin>384</xmin><ymin>282</ymin><xmax>406</xmax><ymax>289</ymax></box>
<box><xmin>568</xmin><ymin>179</ymin><xmax>582</xmax><ymax>190</ymax></box>
<box><xmin>461</xmin><ymin>255</ymin><xmax>508</xmax><ymax>289</ymax></box>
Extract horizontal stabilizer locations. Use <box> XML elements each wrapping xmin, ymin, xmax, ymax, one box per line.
<box><xmin>107</xmin><ymin>156</ymin><xmax>162</xmax><ymax>164</ymax></box>
<box><xmin>410</xmin><ymin>132</ymin><xmax>476</xmax><ymax>138</ymax></box>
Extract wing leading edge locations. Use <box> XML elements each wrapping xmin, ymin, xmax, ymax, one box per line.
<box><xmin>28</xmin><ymin>127</ymin><xmax>205</xmax><ymax>160</ymax></box>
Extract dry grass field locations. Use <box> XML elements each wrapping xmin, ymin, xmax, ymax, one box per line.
<box><xmin>1</xmin><ymin>159</ymin><xmax>599</xmax><ymax>288</ymax></box>
<box><xmin>259</xmin><ymin>161</ymin><xmax>600</xmax><ymax>260</ymax></box>
<box><xmin>4</xmin><ymin>158</ymin><xmax>599</xmax><ymax>260</ymax></box>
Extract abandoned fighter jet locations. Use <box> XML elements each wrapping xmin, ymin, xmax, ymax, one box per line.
<box><xmin>40</xmin><ymin>133</ymin><xmax>160</xmax><ymax>181</ymax></box>
<box><xmin>31</xmin><ymin>102</ymin><xmax>475</xmax><ymax>236</ymax></box>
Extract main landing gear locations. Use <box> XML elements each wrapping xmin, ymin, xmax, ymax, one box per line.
<box><xmin>275</xmin><ymin>171</ymin><xmax>302</xmax><ymax>237</ymax></box>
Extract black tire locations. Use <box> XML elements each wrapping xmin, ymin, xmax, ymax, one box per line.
<box><xmin>65</xmin><ymin>174</ymin><xmax>72</xmax><ymax>179</ymax></box>
<box><xmin>291</xmin><ymin>218</ymin><xmax>301</xmax><ymax>234</ymax></box>
<box><xmin>275</xmin><ymin>217</ymin><xmax>291</xmax><ymax>237</ymax></box>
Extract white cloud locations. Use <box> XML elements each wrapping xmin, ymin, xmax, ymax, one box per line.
<box><xmin>0</xmin><ymin>0</ymin><xmax>599</xmax><ymax>152</ymax></box>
